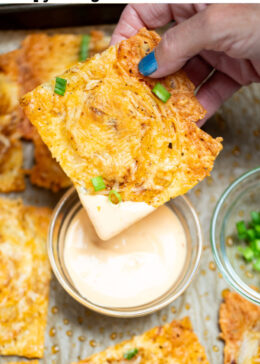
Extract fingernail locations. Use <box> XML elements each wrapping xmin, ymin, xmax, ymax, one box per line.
<box><xmin>138</xmin><ymin>50</ymin><xmax>158</xmax><ymax>76</ymax></box>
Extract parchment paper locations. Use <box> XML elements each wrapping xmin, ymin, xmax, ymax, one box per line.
<box><xmin>0</xmin><ymin>25</ymin><xmax>260</xmax><ymax>364</ymax></box>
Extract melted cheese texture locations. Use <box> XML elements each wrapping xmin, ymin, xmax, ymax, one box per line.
<box><xmin>0</xmin><ymin>198</ymin><xmax>52</xmax><ymax>358</ymax></box>
<box><xmin>21</xmin><ymin>28</ymin><xmax>222</xmax><ymax>207</ymax></box>
<box><xmin>74</xmin><ymin>317</ymin><xmax>209</xmax><ymax>363</ymax></box>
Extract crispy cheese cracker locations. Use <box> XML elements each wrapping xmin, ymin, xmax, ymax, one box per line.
<box><xmin>29</xmin><ymin>133</ymin><xmax>71</xmax><ymax>192</ymax></box>
<box><xmin>0</xmin><ymin>197</ymin><xmax>52</xmax><ymax>358</ymax></box>
<box><xmin>0</xmin><ymin>31</ymin><xmax>110</xmax><ymax>139</ymax></box>
<box><xmin>219</xmin><ymin>290</ymin><xmax>260</xmax><ymax>364</ymax></box>
<box><xmin>21</xmin><ymin>28</ymin><xmax>222</xmax><ymax>207</ymax></box>
<box><xmin>0</xmin><ymin>31</ymin><xmax>109</xmax><ymax>191</ymax></box>
<box><xmin>0</xmin><ymin>74</ymin><xmax>25</xmax><ymax>192</ymax></box>
<box><xmin>0</xmin><ymin>136</ymin><xmax>25</xmax><ymax>192</ymax></box>
<box><xmin>74</xmin><ymin>317</ymin><xmax>209</xmax><ymax>363</ymax></box>
<box><xmin>9</xmin><ymin>361</ymin><xmax>39</xmax><ymax>364</ymax></box>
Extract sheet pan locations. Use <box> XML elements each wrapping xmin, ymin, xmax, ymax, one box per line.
<box><xmin>0</xmin><ymin>24</ymin><xmax>260</xmax><ymax>364</ymax></box>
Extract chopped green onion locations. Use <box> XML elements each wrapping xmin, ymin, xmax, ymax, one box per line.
<box><xmin>91</xmin><ymin>176</ymin><xmax>106</xmax><ymax>191</ymax></box>
<box><xmin>238</xmin><ymin>246</ymin><xmax>254</xmax><ymax>262</ymax></box>
<box><xmin>250</xmin><ymin>239</ymin><xmax>260</xmax><ymax>255</ymax></box>
<box><xmin>123</xmin><ymin>348</ymin><xmax>138</xmax><ymax>360</ymax></box>
<box><xmin>255</xmin><ymin>239</ymin><xmax>260</xmax><ymax>251</ymax></box>
<box><xmin>255</xmin><ymin>225</ymin><xmax>260</xmax><ymax>238</ymax></box>
<box><xmin>251</xmin><ymin>211</ymin><xmax>260</xmax><ymax>225</ymax></box>
<box><xmin>109</xmin><ymin>190</ymin><xmax>122</xmax><ymax>204</ymax></box>
<box><xmin>54</xmin><ymin>77</ymin><xmax>67</xmax><ymax>96</ymax></box>
<box><xmin>152</xmin><ymin>83</ymin><xmax>171</xmax><ymax>103</ymax></box>
<box><xmin>79</xmin><ymin>34</ymin><xmax>91</xmax><ymax>62</ymax></box>
<box><xmin>236</xmin><ymin>220</ymin><xmax>247</xmax><ymax>239</ymax></box>
<box><xmin>253</xmin><ymin>258</ymin><xmax>260</xmax><ymax>272</ymax></box>
<box><xmin>247</xmin><ymin>229</ymin><xmax>256</xmax><ymax>241</ymax></box>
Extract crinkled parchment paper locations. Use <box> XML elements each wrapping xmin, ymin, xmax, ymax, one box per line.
<box><xmin>0</xmin><ymin>25</ymin><xmax>260</xmax><ymax>364</ymax></box>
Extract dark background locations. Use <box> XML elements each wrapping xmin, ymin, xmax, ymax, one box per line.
<box><xmin>0</xmin><ymin>4</ymin><xmax>125</xmax><ymax>29</ymax></box>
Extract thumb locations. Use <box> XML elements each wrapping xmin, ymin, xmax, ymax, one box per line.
<box><xmin>138</xmin><ymin>6</ymin><xmax>226</xmax><ymax>78</ymax></box>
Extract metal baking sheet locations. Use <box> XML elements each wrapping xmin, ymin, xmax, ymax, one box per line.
<box><xmin>0</xmin><ymin>24</ymin><xmax>260</xmax><ymax>364</ymax></box>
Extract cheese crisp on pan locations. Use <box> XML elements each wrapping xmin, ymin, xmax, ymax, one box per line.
<box><xmin>219</xmin><ymin>290</ymin><xmax>260</xmax><ymax>364</ymax></box>
<box><xmin>29</xmin><ymin>132</ymin><xmax>71</xmax><ymax>192</ymax></box>
<box><xmin>0</xmin><ymin>135</ymin><xmax>25</xmax><ymax>192</ymax></box>
<box><xmin>74</xmin><ymin>317</ymin><xmax>209</xmax><ymax>363</ymax></box>
<box><xmin>22</xmin><ymin>28</ymin><xmax>222</xmax><ymax>207</ymax></box>
<box><xmin>9</xmin><ymin>361</ymin><xmax>39</xmax><ymax>364</ymax></box>
<box><xmin>0</xmin><ymin>74</ymin><xmax>25</xmax><ymax>192</ymax></box>
<box><xmin>0</xmin><ymin>31</ymin><xmax>110</xmax><ymax>192</ymax></box>
<box><xmin>0</xmin><ymin>197</ymin><xmax>52</xmax><ymax>358</ymax></box>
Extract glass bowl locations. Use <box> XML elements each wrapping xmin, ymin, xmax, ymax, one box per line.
<box><xmin>48</xmin><ymin>187</ymin><xmax>202</xmax><ymax>317</ymax></box>
<box><xmin>211</xmin><ymin>167</ymin><xmax>260</xmax><ymax>305</ymax></box>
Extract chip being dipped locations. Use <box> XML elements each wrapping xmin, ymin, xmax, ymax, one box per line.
<box><xmin>21</xmin><ymin>28</ymin><xmax>222</xmax><ymax>239</ymax></box>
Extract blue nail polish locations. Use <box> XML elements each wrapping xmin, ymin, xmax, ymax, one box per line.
<box><xmin>138</xmin><ymin>50</ymin><xmax>158</xmax><ymax>76</ymax></box>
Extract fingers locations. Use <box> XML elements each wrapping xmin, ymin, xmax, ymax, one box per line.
<box><xmin>139</xmin><ymin>8</ymin><xmax>211</xmax><ymax>78</ymax></box>
<box><xmin>138</xmin><ymin>4</ymin><xmax>260</xmax><ymax>78</ymax></box>
<box><xmin>200</xmin><ymin>50</ymin><xmax>260</xmax><ymax>85</ymax></box>
<box><xmin>111</xmin><ymin>4</ymin><xmax>172</xmax><ymax>45</ymax></box>
<box><xmin>196</xmin><ymin>71</ymin><xmax>240</xmax><ymax>127</ymax></box>
<box><xmin>182</xmin><ymin>55</ymin><xmax>213</xmax><ymax>87</ymax></box>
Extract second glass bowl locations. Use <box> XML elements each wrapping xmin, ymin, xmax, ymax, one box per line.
<box><xmin>211</xmin><ymin>167</ymin><xmax>260</xmax><ymax>305</ymax></box>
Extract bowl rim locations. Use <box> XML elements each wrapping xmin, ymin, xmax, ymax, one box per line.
<box><xmin>210</xmin><ymin>166</ymin><xmax>260</xmax><ymax>305</ymax></box>
<box><xmin>48</xmin><ymin>187</ymin><xmax>203</xmax><ymax>317</ymax></box>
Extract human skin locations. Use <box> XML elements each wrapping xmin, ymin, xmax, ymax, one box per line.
<box><xmin>111</xmin><ymin>4</ymin><xmax>260</xmax><ymax>125</ymax></box>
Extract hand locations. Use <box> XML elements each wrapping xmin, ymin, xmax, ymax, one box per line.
<box><xmin>111</xmin><ymin>4</ymin><xmax>260</xmax><ymax>125</ymax></box>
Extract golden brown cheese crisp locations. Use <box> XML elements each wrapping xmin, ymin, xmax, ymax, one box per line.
<box><xmin>22</xmin><ymin>28</ymin><xmax>222</xmax><ymax>207</ymax></box>
<box><xmin>0</xmin><ymin>197</ymin><xmax>52</xmax><ymax>358</ymax></box>
<box><xmin>0</xmin><ymin>136</ymin><xmax>25</xmax><ymax>192</ymax></box>
<box><xmin>29</xmin><ymin>133</ymin><xmax>71</xmax><ymax>192</ymax></box>
<box><xmin>0</xmin><ymin>31</ymin><xmax>109</xmax><ymax>191</ymax></box>
<box><xmin>0</xmin><ymin>74</ymin><xmax>25</xmax><ymax>192</ymax></box>
<box><xmin>74</xmin><ymin>317</ymin><xmax>209</xmax><ymax>363</ymax></box>
<box><xmin>219</xmin><ymin>290</ymin><xmax>260</xmax><ymax>364</ymax></box>
<box><xmin>9</xmin><ymin>361</ymin><xmax>39</xmax><ymax>364</ymax></box>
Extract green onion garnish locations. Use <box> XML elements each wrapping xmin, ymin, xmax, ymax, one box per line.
<box><xmin>54</xmin><ymin>77</ymin><xmax>67</xmax><ymax>96</ymax></box>
<box><xmin>253</xmin><ymin>258</ymin><xmax>260</xmax><ymax>272</ymax></box>
<box><xmin>255</xmin><ymin>225</ymin><xmax>260</xmax><ymax>238</ymax></box>
<box><xmin>236</xmin><ymin>220</ymin><xmax>247</xmax><ymax>240</ymax></box>
<box><xmin>91</xmin><ymin>176</ymin><xmax>106</xmax><ymax>191</ymax></box>
<box><xmin>250</xmin><ymin>239</ymin><xmax>260</xmax><ymax>255</ymax></box>
<box><xmin>247</xmin><ymin>228</ymin><xmax>256</xmax><ymax>241</ymax></box>
<box><xmin>231</xmin><ymin>211</ymin><xmax>260</xmax><ymax>272</ymax></box>
<box><xmin>123</xmin><ymin>348</ymin><xmax>138</xmax><ymax>360</ymax></box>
<box><xmin>79</xmin><ymin>34</ymin><xmax>91</xmax><ymax>62</ymax></box>
<box><xmin>238</xmin><ymin>246</ymin><xmax>254</xmax><ymax>262</ymax></box>
<box><xmin>152</xmin><ymin>83</ymin><xmax>171</xmax><ymax>103</ymax></box>
<box><xmin>109</xmin><ymin>190</ymin><xmax>122</xmax><ymax>204</ymax></box>
<box><xmin>251</xmin><ymin>211</ymin><xmax>260</xmax><ymax>225</ymax></box>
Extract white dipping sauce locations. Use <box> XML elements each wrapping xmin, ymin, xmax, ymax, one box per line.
<box><xmin>64</xmin><ymin>205</ymin><xmax>187</xmax><ymax>308</ymax></box>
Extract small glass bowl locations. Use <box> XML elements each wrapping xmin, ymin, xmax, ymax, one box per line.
<box><xmin>211</xmin><ymin>167</ymin><xmax>260</xmax><ymax>305</ymax></box>
<box><xmin>48</xmin><ymin>187</ymin><xmax>202</xmax><ymax>317</ymax></box>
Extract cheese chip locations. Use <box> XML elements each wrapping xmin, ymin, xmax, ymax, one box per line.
<box><xmin>22</xmin><ymin>28</ymin><xmax>222</xmax><ymax>207</ymax></box>
<box><xmin>219</xmin><ymin>290</ymin><xmax>260</xmax><ymax>364</ymax></box>
<box><xmin>29</xmin><ymin>133</ymin><xmax>71</xmax><ymax>192</ymax></box>
<box><xmin>0</xmin><ymin>197</ymin><xmax>52</xmax><ymax>358</ymax></box>
<box><xmin>9</xmin><ymin>361</ymin><xmax>39</xmax><ymax>364</ymax></box>
<box><xmin>0</xmin><ymin>74</ymin><xmax>25</xmax><ymax>192</ymax></box>
<box><xmin>74</xmin><ymin>317</ymin><xmax>209</xmax><ymax>363</ymax></box>
<box><xmin>0</xmin><ymin>31</ymin><xmax>109</xmax><ymax>192</ymax></box>
<box><xmin>0</xmin><ymin>136</ymin><xmax>25</xmax><ymax>192</ymax></box>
